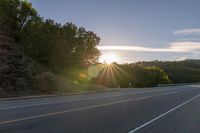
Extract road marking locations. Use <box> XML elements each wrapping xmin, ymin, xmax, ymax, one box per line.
<box><xmin>189</xmin><ymin>85</ymin><xmax>200</xmax><ymax>88</ymax></box>
<box><xmin>0</xmin><ymin>91</ymin><xmax>177</xmax><ymax>125</ymax></box>
<box><xmin>0</xmin><ymin>88</ymin><xmax>181</xmax><ymax>110</ymax></box>
<box><xmin>128</xmin><ymin>94</ymin><xmax>200</xmax><ymax>133</ymax></box>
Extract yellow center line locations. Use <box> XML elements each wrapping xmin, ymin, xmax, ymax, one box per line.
<box><xmin>0</xmin><ymin>91</ymin><xmax>178</xmax><ymax>125</ymax></box>
<box><xmin>0</xmin><ymin>88</ymin><xmax>180</xmax><ymax>110</ymax></box>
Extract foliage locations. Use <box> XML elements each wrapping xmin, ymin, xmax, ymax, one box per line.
<box><xmin>92</xmin><ymin>64</ymin><xmax>170</xmax><ymax>88</ymax></box>
<box><xmin>0</xmin><ymin>0</ymin><xmax>37</xmax><ymax>39</ymax></box>
<box><xmin>0</xmin><ymin>0</ymin><xmax>101</xmax><ymax>72</ymax></box>
<box><xmin>20</xmin><ymin>20</ymin><xmax>101</xmax><ymax>71</ymax></box>
<box><xmin>135</xmin><ymin>60</ymin><xmax>200</xmax><ymax>83</ymax></box>
<box><xmin>92</xmin><ymin>60</ymin><xmax>200</xmax><ymax>88</ymax></box>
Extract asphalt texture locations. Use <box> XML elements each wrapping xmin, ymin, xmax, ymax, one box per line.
<box><xmin>0</xmin><ymin>85</ymin><xmax>200</xmax><ymax>133</ymax></box>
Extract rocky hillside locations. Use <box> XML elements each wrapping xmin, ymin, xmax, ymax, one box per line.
<box><xmin>0</xmin><ymin>31</ymin><xmax>57</xmax><ymax>98</ymax></box>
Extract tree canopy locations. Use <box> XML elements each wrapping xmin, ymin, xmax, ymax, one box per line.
<box><xmin>0</xmin><ymin>0</ymin><xmax>101</xmax><ymax>72</ymax></box>
<box><xmin>91</xmin><ymin>64</ymin><xmax>170</xmax><ymax>88</ymax></box>
<box><xmin>135</xmin><ymin>60</ymin><xmax>200</xmax><ymax>84</ymax></box>
<box><xmin>0</xmin><ymin>0</ymin><xmax>37</xmax><ymax>38</ymax></box>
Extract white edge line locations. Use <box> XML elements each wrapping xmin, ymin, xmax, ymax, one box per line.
<box><xmin>128</xmin><ymin>94</ymin><xmax>200</xmax><ymax>133</ymax></box>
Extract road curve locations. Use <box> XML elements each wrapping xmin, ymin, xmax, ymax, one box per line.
<box><xmin>0</xmin><ymin>85</ymin><xmax>200</xmax><ymax>133</ymax></box>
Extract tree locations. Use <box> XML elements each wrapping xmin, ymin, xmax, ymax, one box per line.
<box><xmin>0</xmin><ymin>0</ymin><xmax>38</xmax><ymax>39</ymax></box>
<box><xmin>1</xmin><ymin>0</ymin><xmax>101</xmax><ymax>72</ymax></box>
<box><xmin>20</xmin><ymin>19</ymin><xmax>101</xmax><ymax>72</ymax></box>
<box><xmin>76</xmin><ymin>29</ymin><xmax>101</xmax><ymax>65</ymax></box>
<box><xmin>92</xmin><ymin>64</ymin><xmax>170</xmax><ymax>88</ymax></box>
<box><xmin>146</xmin><ymin>67</ymin><xmax>170</xmax><ymax>86</ymax></box>
<box><xmin>135</xmin><ymin>60</ymin><xmax>200</xmax><ymax>84</ymax></box>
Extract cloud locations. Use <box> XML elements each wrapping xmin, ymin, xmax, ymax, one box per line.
<box><xmin>176</xmin><ymin>56</ymin><xmax>188</xmax><ymax>61</ymax></box>
<box><xmin>97</xmin><ymin>41</ymin><xmax>200</xmax><ymax>53</ymax></box>
<box><xmin>97</xmin><ymin>45</ymin><xmax>169</xmax><ymax>52</ymax></box>
<box><xmin>169</xmin><ymin>42</ymin><xmax>200</xmax><ymax>51</ymax></box>
<box><xmin>174</xmin><ymin>28</ymin><xmax>200</xmax><ymax>35</ymax></box>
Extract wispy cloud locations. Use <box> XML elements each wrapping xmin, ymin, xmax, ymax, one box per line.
<box><xmin>174</xmin><ymin>28</ymin><xmax>200</xmax><ymax>35</ymax></box>
<box><xmin>169</xmin><ymin>42</ymin><xmax>200</xmax><ymax>51</ymax></box>
<box><xmin>97</xmin><ymin>41</ymin><xmax>200</xmax><ymax>53</ymax></box>
<box><xmin>98</xmin><ymin>45</ymin><xmax>170</xmax><ymax>52</ymax></box>
<box><xmin>176</xmin><ymin>56</ymin><xmax>188</xmax><ymax>61</ymax></box>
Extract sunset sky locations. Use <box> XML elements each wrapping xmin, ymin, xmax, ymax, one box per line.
<box><xmin>30</xmin><ymin>0</ymin><xmax>200</xmax><ymax>63</ymax></box>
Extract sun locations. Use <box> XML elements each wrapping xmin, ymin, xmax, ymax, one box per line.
<box><xmin>99</xmin><ymin>53</ymin><xmax>119</xmax><ymax>64</ymax></box>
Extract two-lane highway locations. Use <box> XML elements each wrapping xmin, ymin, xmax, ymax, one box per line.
<box><xmin>0</xmin><ymin>85</ymin><xmax>200</xmax><ymax>133</ymax></box>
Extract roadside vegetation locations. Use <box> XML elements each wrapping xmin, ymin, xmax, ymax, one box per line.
<box><xmin>135</xmin><ymin>60</ymin><xmax>200</xmax><ymax>84</ymax></box>
<box><xmin>0</xmin><ymin>0</ymin><xmax>199</xmax><ymax>97</ymax></box>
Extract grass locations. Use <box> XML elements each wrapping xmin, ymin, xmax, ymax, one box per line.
<box><xmin>55</xmin><ymin>76</ymin><xmax>113</xmax><ymax>94</ymax></box>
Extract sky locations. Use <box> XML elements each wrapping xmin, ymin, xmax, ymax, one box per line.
<box><xmin>29</xmin><ymin>0</ymin><xmax>200</xmax><ymax>63</ymax></box>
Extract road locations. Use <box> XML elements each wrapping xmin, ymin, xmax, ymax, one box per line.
<box><xmin>0</xmin><ymin>85</ymin><xmax>200</xmax><ymax>133</ymax></box>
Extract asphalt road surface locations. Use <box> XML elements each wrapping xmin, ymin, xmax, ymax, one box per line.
<box><xmin>0</xmin><ymin>85</ymin><xmax>200</xmax><ymax>133</ymax></box>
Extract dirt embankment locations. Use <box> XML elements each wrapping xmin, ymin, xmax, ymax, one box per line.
<box><xmin>0</xmin><ymin>32</ymin><xmax>57</xmax><ymax>98</ymax></box>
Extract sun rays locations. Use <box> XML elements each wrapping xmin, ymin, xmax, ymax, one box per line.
<box><xmin>90</xmin><ymin>63</ymin><xmax>128</xmax><ymax>88</ymax></box>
